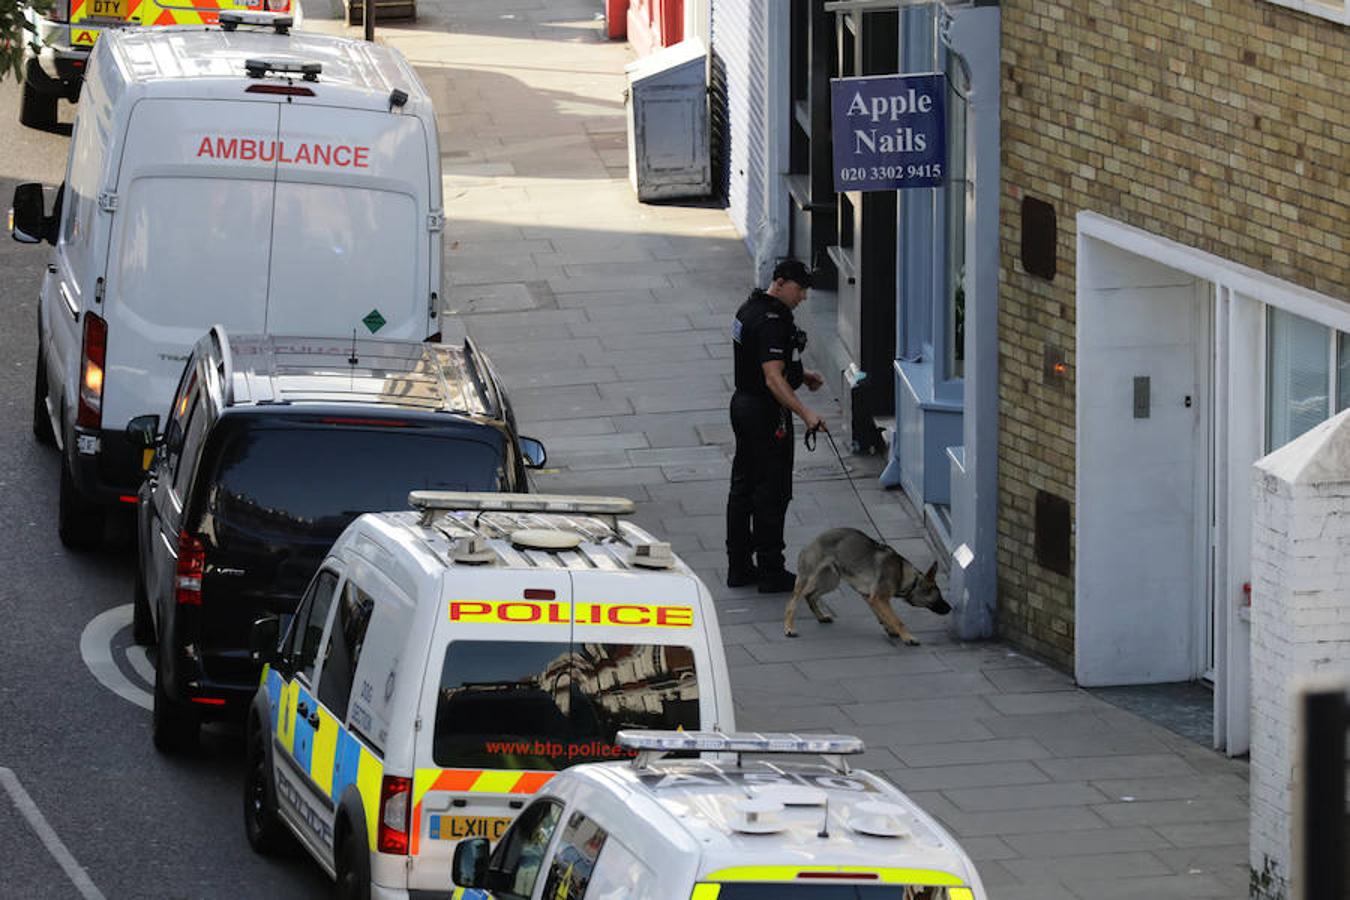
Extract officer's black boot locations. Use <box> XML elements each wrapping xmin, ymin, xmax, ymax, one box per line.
<box><xmin>726</xmin><ymin>561</ymin><xmax>758</xmax><ymax>588</ymax></box>
<box><xmin>757</xmin><ymin>569</ymin><xmax>797</xmax><ymax>594</ymax></box>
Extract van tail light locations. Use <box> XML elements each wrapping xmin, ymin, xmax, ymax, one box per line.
<box><xmin>377</xmin><ymin>775</ymin><xmax>412</xmax><ymax>855</ymax></box>
<box><xmin>76</xmin><ymin>312</ymin><xmax>107</xmax><ymax>430</ymax></box>
<box><xmin>175</xmin><ymin>532</ymin><xmax>205</xmax><ymax>606</ymax></box>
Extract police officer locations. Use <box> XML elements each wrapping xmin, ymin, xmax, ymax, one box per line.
<box><xmin>725</xmin><ymin>259</ymin><xmax>826</xmax><ymax>593</ymax></box>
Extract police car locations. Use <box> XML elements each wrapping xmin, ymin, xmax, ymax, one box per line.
<box><xmin>450</xmin><ymin>731</ymin><xmax>988</xmax><ymax>900</ymax></box>
<box><xmin>11</xmin><ymin>15</ymin><xmax>445</xmax><ymax>549</ymax></box>
<box><xmin>244</xmin><ymin>491</ymin><xmax>735</xmax><ymax>900</ymax></box>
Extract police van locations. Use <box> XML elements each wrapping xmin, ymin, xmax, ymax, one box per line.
<box><xmin>10</xmin><ymin>14</ymin><xmax>445</xmax><ymax>549</ymax></box>
<box><xmin>244</xmin><ymin>492</ymin><xmax>735</xmax><ymax>900</ymax></box>
<box><xmin>450</xmin><ymin>731</ymin><xmax>989</xmax><ymax>900</ymax></box>
<box><xmin>17</xmin><ymin>0</ymin><xmax>299</xmax><ymax>130</ymax></box>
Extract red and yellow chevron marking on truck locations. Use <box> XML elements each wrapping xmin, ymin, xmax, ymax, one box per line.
<box><xmin>69</xmin><ymin>0</ymin><xmax>292</xmax><ymax>47</ymax></box>
<box><xmin>409</xmin><ymin>769</ymin><xmax>556</xmax><ymax>856</ymax></box>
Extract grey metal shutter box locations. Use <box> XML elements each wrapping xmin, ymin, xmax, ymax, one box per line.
<box><xmin>625</xmin><ymin>39</ymin><xmax>712</xmax><ymax>202</ymax></box>
<box><xmin>711</xmin><ymin>0</ymin><xmax>769</xmax><ymax>260</ymax></box>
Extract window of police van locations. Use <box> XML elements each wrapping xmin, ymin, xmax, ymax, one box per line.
<box><xmin>289</xmin><ymin>569</ymin><xmax>341</xmax><ymax>680</ymax></box>
<box><xmin>434</xmin><ymin>641</ymin><xmax>698</xmax><ymax>769</ymax></box>
<box><xmin>540</xmin><ymin>810</ymin><xmax>606</xmax><ymax>900</ymax></box>
<box><xmin>316</xmin><ymin>581</ymin><xmax>376</xmax><ymax>719</ymax></box>
<box><xmin>486</xmin><ymin>798</ymin><xmax>563</xmax><ymax>899</ymax></box>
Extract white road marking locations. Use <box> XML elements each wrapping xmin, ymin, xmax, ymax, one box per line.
<box><xmin>79</xmin><ymin>605</ymin><xmax>152</xmax><ymax>711</ymax></box>
<box><xmin>125</xmin><ymin>645</ymin><xmax>155</xmax><ymax>687</ymax></box>
<box><xmin>0</xmin><ymin>768</ymin><xmax>108</xmax><ymax>900</ymax></box>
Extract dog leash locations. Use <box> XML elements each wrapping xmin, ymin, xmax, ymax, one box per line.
<box><xmin>804</xmin><ymin>424</ymin><xmax>887</xmax><ymax>544</ymax></box>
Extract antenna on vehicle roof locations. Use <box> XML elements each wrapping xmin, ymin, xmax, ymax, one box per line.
<box><xmin>817</xmin><ymin>795</ymin><xmax>831</xmax><ymax>840</ymax></box>
<box><xmin>348</xmin><ymin>329</ymin><xmax>359</xmax><ymax>366</ymax></box>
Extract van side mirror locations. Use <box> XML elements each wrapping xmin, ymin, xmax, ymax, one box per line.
<box><xmin>249</xmin><ymin>616</ymin><xmax>281</xmax><ymax>663</ymax></box>
<box><xmin>451</xmin><ymin>837</ymin><xmax>490</xmax><ymax>888</ymax></box>
<box><xmin>10</xmin><ymin>183</ymin><xmax>48</xmax><ymax>244</ymax></box>
<box><xmin>519</xmin><ymin>436</ymin><xmax>547</xmax><ymax>469</ymax></box>
<box><xmin>126</xmin><ymin>414</ymin><xmax>161</xmax><ymax>448</ymax></box>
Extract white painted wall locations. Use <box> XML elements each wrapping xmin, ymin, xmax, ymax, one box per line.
<box><xmin>1076</xmin><ymin>237</ymin><xmax>1210</xmax><ymax>686</ymax></box>
<box><xmin>1248</xmin><ymin>410</ymin><xmax>1350</xmax><ymax>900</ymax></box>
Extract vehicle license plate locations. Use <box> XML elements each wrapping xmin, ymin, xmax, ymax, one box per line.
<box><xmin>428</xmin><ymin>814</ymin><xmax>513</xmax><ymax>842</ymax></box>
<box><xmin>87</xmin><ymin>0</ymin><xmax>129</xmax><ymax>19</ymax></box>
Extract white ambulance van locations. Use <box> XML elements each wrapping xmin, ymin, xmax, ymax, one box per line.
<box><xmin>10</xmin><ymin>13</ymin><xmax>444</xmax><ymax>549</ymax></box>
<box><xmin>243</xmin><ymin>492</ymin><xmax>735</xmax><ymax>900</ymax></box>
<box><xmin>450</xmin><ymin>731</ymin><xmax>989</xmax><ymax>900</ymax></box>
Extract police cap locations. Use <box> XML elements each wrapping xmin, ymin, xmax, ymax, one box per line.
<box><xmin>771</xmin><ymin>259</ymin><xmax>815</xmax><ymax>290</ymax></box>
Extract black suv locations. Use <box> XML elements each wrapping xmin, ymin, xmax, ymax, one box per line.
<box><xmin>130</xmin><ymin>328</ymin><xmax>544</xmax><ymax>752</ymax></box>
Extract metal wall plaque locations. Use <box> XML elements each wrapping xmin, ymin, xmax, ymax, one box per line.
<box><xmin>1133</xmin><ymin>376</ymin><xmax>1150</xmax><ymax>419</ymax></box>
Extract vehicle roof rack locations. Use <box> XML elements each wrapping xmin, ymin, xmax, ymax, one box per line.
<box><xmin>461</xmin><ymin>337</ymin><xmax>502</xmax><ymax>418</ymax></box>
<box><xmin>244</xmin><ymin>58</ymin><xmax>321</xmax><ymax>81</ymax></box>
<box><xmin>618</xmin><ymin>730</ymin><xmax>866</xmax><ymax>774</ymax></box>
<box><xmin>219</xmin><ymin>10</ymin><xmax>294</xmax><ymax>34</ymax></box>
<box><xmin>206</xmin><ymin>324</ymin><xmax>235</xmax><ymax>409</ymax></box>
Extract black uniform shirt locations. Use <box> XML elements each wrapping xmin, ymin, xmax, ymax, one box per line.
<box><xmin>732</xmin><ymin>289</ymin><xmax>795</xmax><ymax>399</ymax></box>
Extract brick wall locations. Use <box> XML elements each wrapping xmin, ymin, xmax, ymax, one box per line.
<box><xmin>1249</xmin><ymin>412</ymin><xmax>1350</xmax><ymax>899</ymax></box>
<box><xmin>998</xmin><ymin>1</ymin><xmax>1349</xmax><ymax>667</ymax></box>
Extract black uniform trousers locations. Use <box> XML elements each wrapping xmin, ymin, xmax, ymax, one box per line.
<box><xmin>725</xmin><ymin>391</ymin><xmax>794</xmax><ymax>574</ymax></box>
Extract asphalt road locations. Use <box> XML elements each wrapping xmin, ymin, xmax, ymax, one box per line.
<box><xmin>0</xmin><ymin>79</ymin><xmax>331</xmax><ymax>898</ymax></box>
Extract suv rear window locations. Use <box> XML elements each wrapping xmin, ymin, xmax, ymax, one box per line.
<box><xmin>433</xmin><ymin>640</ymin><xmax>699</xmax><ymax>770</ymax></box>
<box><xmin>208</xmin><ymin>425</ymin><xmax>506</xmax><ymax>526</ymax></box>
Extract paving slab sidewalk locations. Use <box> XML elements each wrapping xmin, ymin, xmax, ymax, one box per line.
<box><xmin>307</xmin><ymin>2</ymin><xmax>1251</xmax><ymax>895</ymax></box>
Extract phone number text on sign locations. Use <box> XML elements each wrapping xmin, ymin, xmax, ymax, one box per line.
<box><xmin>838</xmin><ymin>163</ymin><xmax>944</xmax><ymax>183</ymax></box>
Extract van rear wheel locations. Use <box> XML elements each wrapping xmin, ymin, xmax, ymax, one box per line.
<box><xmin>335</xmin><ymin>822</ymin><xmax>371</xmax><ymax>900</ymax></box>
<box><xmin>152</xmin><ymin>655</ymin><xmax>199</xmax><ymax>753</ymax></box>
<box><xmin>58</xmin><ymin>460</ymin><xmax>104</xmax><ymax>550</ymax></box>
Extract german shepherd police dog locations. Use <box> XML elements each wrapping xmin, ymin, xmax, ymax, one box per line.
<box><xmin>784</xmin><ymin>527</ymin><xmax>951</xmax><ymax>645</ymax></box>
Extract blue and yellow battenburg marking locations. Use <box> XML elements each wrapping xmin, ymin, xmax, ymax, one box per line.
<box><xmin>265</xmin><ymin>669</ymin><xmax>383</xmax><ymax>846</ymax></box>
<box><xmin>265</xmin><ymin>670</ymin><xmax>556</xmax><ymax>856</ymax></box>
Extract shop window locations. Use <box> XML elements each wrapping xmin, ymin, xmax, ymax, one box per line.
<box><xmin>1266</xmin><ymin>307</ymin><xmax>1331</xmax><ymax>451</ymax></box>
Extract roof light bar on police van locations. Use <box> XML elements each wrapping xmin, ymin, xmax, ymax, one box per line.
<box><xmin>617</xmin><ymin>730</ymin><xmax>866</xmax><ymax>772</ymax></box>
<box><xmin>244</xmin><ymin>58</ymin><xmax>321</xmax><ymax>82</ymax></box>
<box><xmin>219</xmin><ymin>11</ymin><xmax>294</xmax><ymax>33</ymax></box>
<box><xmin>409</xmin><ymin>490</ymin><xmax>636</xmax><ymax>522</ymax></box>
